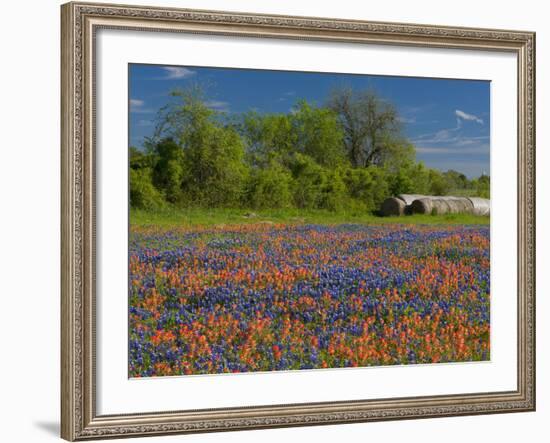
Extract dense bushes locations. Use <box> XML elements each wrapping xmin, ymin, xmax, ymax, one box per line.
<box><xmin>129</xmin><ymin>87</ymin><xmax>490</xmax><ymax>212</ymax></box>
<box><xmin>246</xmin><ymin>162</ymin><xmax>294</xmax><ymax>209</ymax></box>
<box><xmin>344</xmin><ymin>167</ymin><xmax>390</xmax><ymax>212</ymax></box>
<box><xmin>129</xmin><ymin>168</ymin><xmax>165</xmax><ymax>211</ymax></box>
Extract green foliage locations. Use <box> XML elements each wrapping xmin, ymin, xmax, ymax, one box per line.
<box><xmin>291</xmin><ymin>101</ymin><xmax>346</xmax><ymax>167</ymax></box>
<box><xmin>343</xmin><ymin>167</ymin><xmax>390</xmax><ymax>212</ymax></box>
<box><xmin>129</xmin><ymin>168</ymin><xmax>165</xmax><ymax>211</ymax></box>
<box><xmin>388</xmin><ymin>168</ymin><xmax>414</xmax><ymax>195</ymax></box>
<box><xmin>319</xmin><ymin>169</ymin><xmax>347</xmax><ymax>211</ymax></box>
<box><xmin>473</xmin><ymin>174</ymin><xmax>490</xmax><ymax>198</ymax></box>
<box><xmin>290</xmin><ymin>153</ymin><xmax>327</xmax><ymax>209</ymax></box>
<box><xmin>241</xmin><ymin>101</ymin><xmax>345</xmax><ymax>168</ymax></box>
<box><xmin>148</xmin><ymin>86</ymin><xmax>249</xmax><ymax>207</ymax></box>
<box><xmin>327</xmin><ymin>87</ymin><xmax>402</xmax><ymax>167</ymax></box>
<box><xmin>409</xmin><ymin>163</ymin><xmax>432</xmax><ymax>195</ymax></box>
<box><xmin>378</xmin><ymin>138</ymin><xmax>416</xmax><ymax>171</ymax></box>
<box><xmin>443</xmin><ymin>170</ymin><xmax>469</xmax><ymax>190</ymax></box>
<box><xmin>428</xmin><ymin>169</ymin><xmax>451</xmax><ymax>196</ymax></box>
<box><xmin>152</xmin><ymin>138</ymin><xmax>184</xmax><ymax>203</ymax></box>
<box><xmin>129</xmin><ymin>85</ymin><xmax>490</xmax><ymax>215</ymax></box>
<box><xmin>285</xmin><ymin>155</ymin><xmax>348</xmax><ymax>212</ymax></box>
<box><xmin>246</xmin><ymin>162</ymin><xmax>294</xmax><ymax>209</ymax></box>
<box><xmin>149</xmin><ymin>84</ymin><xmax>216</xmax><ymax>146</ymax></box>
<box><xmin>130</xmin><ymin>146</ymin><xmax>154</xmax><ymax>170</ymax></box>
<box><xmin>182</xmin><ymin>123</ymin><xmax>248</xmax><ymax>207</ymax></box>
<box><xmin>387</xmin><ymin>161</ymin><xmax>430</xmax><ymax>196</ymax></box>
<box><xmin>241</xmin><ymin>111</ymin><xmax>296</xmax><ymax>167</ymax></box>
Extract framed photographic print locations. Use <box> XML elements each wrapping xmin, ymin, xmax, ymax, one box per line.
<box><xmin>61</xmin><ymin>1</ymin><xmax>536</xmax><ymax>440</ymax></box>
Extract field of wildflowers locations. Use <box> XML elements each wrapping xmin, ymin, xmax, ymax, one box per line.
<box><xmin>129</xmin><ymin>223</ymin><xmax>490</xmax><ymax>377</ymax></box>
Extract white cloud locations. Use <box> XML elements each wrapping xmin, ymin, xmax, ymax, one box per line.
<box><xmin>129</xmin><ymin>98</ymin><xmax>155</xmax><ymax>114</ymax></box>
<box><xmin>278</xmin><ymin>91</ymin><xmax>296</xmax><ymax>102</ymax></box>
<box><xmin>411</xmin><ymin>109</ymin><xmax>488</xmax><ymax>147</ymax></box>
<box><xmin>412</xmin><ymin>127</ymin><xmax>457</xmax><ymax>144</ymax></box>
<box><xmin>412</xmin><ymin>110</ymin><xmax>489</xmax><ymax>158</ymax></box>
<box><xmin>130</xmin><ymin>99</ymin><xmax>144</xmax><ymax>109</ymax></box>
<box><xmin>204</xmin><ymin>100</ymin><xmax>230</xmax><ymax>112</ymax></box>
<box><xmin>400</xmin><ymin>103</ymin><xmax>436</xmax><ymax>115</ymax></box>
<box><xmin>455</xmin><ymin>109</ymin><xmax>484</xmax><ymax>124</ymax></box>
<box><xmin>412</xmin><ymin>132</ymin><xmax>489</xmax><ymax>145</ymax></box>
<box><xmin>397</xmin><ymin>116</ymin><xmax>416</xmax><ymax>124</ymax></box>
<box><xmin>454</xmin><ymin>137</ymin><xmax>488</xmax><ymax>147</ymax></box>
<box><xmin>160</xmin><ymin>67</ymin><xmax>196</xmax><ymax>80</ymax></box>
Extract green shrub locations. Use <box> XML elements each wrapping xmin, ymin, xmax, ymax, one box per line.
<box><xmin>152</xmin><ymin>138</ymin><xmax>184</xmax><ymax>204</ymax></box>
<box><xmin>291</xmin><ymin>101</ymin><xmax>346</xmax><ymax>167</ymax></box>
<box><xmin>387</xmin><ymin>162</ymin><xmax>431</xmax><ymax>196</ymax></box>
<box><xmin>319</xmin><ymin>169</ymin><xmax>347</xmax><ymax>211</ymax></box>
<box><xmin>129</xmin><ymin>168</ymin><xmax>166</xmax><ymax>210</ymax></box>
<box><xmin>182</xmin><ymin>124</ymin><xmax>249</xmax><ymax>207</ymax></box>
<box><xmin>388</xmin><ymin>168</ymin><xmax>414</xmax><ymax>195</ymax></box>
<box><xmin>290</xmin><ymin>154</ymin><xmax>327</xmax><ymax>209</ymax></box>
<box><xmin>428</xmin><ymin>169</ymin><xmax>450</xmax><ymax>196</ymax></box>
<box><xmin>247</xmin><ymin>163</ymin><xmax>294</xmax><ymax>209</ymax></box>
<box><xmin>474</xmin><ymin>175</ymin><xmax>490</xmax><ymax>198</ymax></box>
<box><xmin>343</xmin><ymin>167</ymin><xmax>389</xmax><ymax>212</ymax></box>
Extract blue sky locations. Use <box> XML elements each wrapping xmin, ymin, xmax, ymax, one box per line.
<box><xmin>129</xmin><ymin>64</ymin><xmax>490</xmax><ymax>178</ymax></box>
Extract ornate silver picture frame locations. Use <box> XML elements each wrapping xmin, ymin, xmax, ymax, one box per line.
<box><xmin>61</xmin><ymin>1</ymin><xmax>535</xmax><ymax>440</ymax></box>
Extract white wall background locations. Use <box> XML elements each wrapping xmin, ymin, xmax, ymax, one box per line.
<box><xmin>0</xmin><ymin>0</ymin><xmax>546</xmax><ymax>442</ymax></box>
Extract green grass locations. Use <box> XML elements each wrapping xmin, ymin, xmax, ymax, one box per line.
<box><xmin>130</xmin><ymin>207</ymin><xmax>490</xmax><ymax>228</ymax></box>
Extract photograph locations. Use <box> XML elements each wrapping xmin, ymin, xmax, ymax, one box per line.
<box><xmin>128</xmin><ymin>64</ymin><xmax>491</xmax><ymax>378</ymax></box>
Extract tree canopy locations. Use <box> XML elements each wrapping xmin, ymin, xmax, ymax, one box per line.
<box><xmin>327</xmin><ymin>87</ymin><xmax>404</xmax><ymax>168</ymax></box>
<box><xmin>130</xmin><ymin>85</ymin><xmax>490</xmax><ymax>212</ymax></box>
